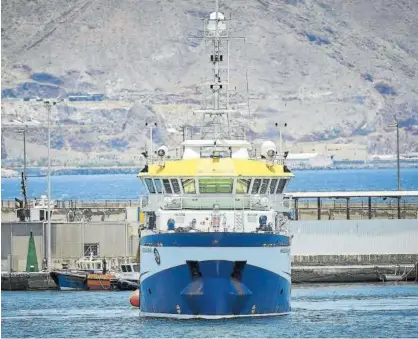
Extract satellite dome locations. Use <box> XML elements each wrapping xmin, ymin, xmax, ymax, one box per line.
<box><xmin>261</xmin><ymin>141</ymin><xmax>277</xmax><ymax>158</ymax></box>
<box><xmin>209</xmin><ymin>12</ymin><xmax>225</xmax><ymax>20</ymax></box>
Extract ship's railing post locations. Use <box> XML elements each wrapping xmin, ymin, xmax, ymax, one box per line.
<box><xmin>233</xmin><ymin>197</ymin><xmax>236</xmax><ymax>232</ymax></box>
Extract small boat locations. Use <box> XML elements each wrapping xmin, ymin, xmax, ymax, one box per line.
<box><xmin>49</xmin><ymin>271</ymin><xmax>87</xmax><ymax>291</ymax></box>
<box><xmin>86</xmin><ymin>273</ymin><xmax>118</xmax><ymax>291</ymax></box>
<box><xmin>116</xmin><ymin>262</ymin><xmax>140</xmax><ymax>290</ymax></box>
<box><xmin>50</xmin><ymin>253</ymin><xmax>118</xmax><ymax>291</ymax></box>
<box><xmin>75</xmin><ymin>252</ymin><xmax>109</xmax><ymax>274</ymax></box>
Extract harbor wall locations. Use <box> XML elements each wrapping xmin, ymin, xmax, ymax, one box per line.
<box><xmin>1</xmin><ymin>219</ymin><xmax>417</xmax><ymax>272</ymax></box>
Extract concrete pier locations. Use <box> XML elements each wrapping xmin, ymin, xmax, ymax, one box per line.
<box><xmin>1</xmin><ymin>272</ymin><xmax>58</xmax><ymax>290</ymax></box>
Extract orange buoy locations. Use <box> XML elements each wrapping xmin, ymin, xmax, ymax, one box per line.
<box><xmin>130</xmin><ymin>289</ymin><xmax>140</xmax><ymax>308</ymax></box>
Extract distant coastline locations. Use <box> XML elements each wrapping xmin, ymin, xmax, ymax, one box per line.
<box><xmin>1</xmin><ymin>160</ymin><xmax>418</xmax><ymax>177</ymax></box>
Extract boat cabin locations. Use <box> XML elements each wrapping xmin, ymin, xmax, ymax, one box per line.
<box><xmin>138</xmin><ymin>140</ymin><xmax>293</xmax><ymax>211</ymax></box>
<box><xmin>75</xmin><ymin>253</ymin><xmax>107</xmax><ymax>273</ymax></box>
<box><xmin>120</xmin><ymin>263</ymin><xmax>139</xmax><ymax>273</ymax></box>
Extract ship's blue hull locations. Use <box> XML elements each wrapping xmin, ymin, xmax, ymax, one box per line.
<box><xmin>140</xmin><ymin>232</ymin><xmax>291</xmax><ymax>318</ymax></box>
<box><xmin>50</xmin><ymin>271</ymin><xmax>87</xmax><ymax>291</ymax></box>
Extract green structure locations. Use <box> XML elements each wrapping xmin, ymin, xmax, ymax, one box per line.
<box><xmin>26</xmin><ymin>231</ymin><xmax>39</xmax><ymax>272</ymax></box>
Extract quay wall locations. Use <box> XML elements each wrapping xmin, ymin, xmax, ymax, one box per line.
<box><xmin>1</xmin><ymin>219</ymin><xmax>417</xmax><ymax>272</ymax></box>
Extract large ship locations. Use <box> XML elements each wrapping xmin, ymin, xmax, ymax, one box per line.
<box><xmin>138</xmin><ymin>0</ymin><xmax>294</xmax><ymax>319</ymax></box>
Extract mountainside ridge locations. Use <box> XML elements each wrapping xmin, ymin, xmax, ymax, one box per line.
<box><xmin>1</xmin><ymin>0</ymin><xmax>417</xmax><ymax>165</ymax></box>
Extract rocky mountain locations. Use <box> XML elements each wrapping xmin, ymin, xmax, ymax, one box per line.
<box><xmin>1</xmin><ymin>0</ymin><xmax>418</xmax><ymax>165</ymax></box>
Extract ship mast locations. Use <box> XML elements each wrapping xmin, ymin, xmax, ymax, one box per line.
<box><xmin>192</xmin><ymin>0</ymin><xmax>240</xmax><ymax>141</ymax></box>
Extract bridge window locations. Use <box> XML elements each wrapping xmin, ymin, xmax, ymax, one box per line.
<box><xmin>132</xmin><ymin>264</ymin><xmax>139</xmax><ymax>272</ymax></box>
<box><xmin>181</xmin><ymin>178</ymin><xmax>196</xmax><ymax>194</ymax></box>
<box><xmin>236</xmin><ymin>178</ymin><xmax>251</xmax><ymax>194</ymax></box>
<box><xmin>269</xmin><ymin>179</ymin><xmax>278</xmax><ymax>194</ymax></box>
<box><xmin>162</xmin><ymin>179</ymin><xmax>173</xmax><ymax>194</ymax></box>
<box><xmin>251</xmin><ymin>179</ymin><xmax>261</xmax><ymax>194</ymax></box>
<box><xmin>171</xmin><ymin>179</ymin><xmax>181</xmax><ymax>194</ymax></box>
<box><xmin>199</xmin><ymin>178</ymin><xmax>233</xmax><ymax>194</ymax></box>
<box><xmin>259</xmin><ymin>179</ymin><xmax>270</xmax><ymax>194</ymax></box>
<box><xmin>276</xmin><ymin>179</ymin><xmax>287</xmax><ymax>193</ymax></box>
<box><xmin>145</xmin><ymin>178</ymin><xmax>156</xmax><ymax>193</ymax></box>
<box><xmin>154</xmin><ymin>179</ymin><xmax>163</xmax><ymax>193</ymax></box>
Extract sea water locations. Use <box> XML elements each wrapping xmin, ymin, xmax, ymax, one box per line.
<box><xmin>2</xmin><ymin>168</ymin><xmax>418</xmax><ymax>201</ymax></box>
<box><xmin>1</xmin><ymin>284</ymin><xmax>418</xmax><ymax>338</ymax></box>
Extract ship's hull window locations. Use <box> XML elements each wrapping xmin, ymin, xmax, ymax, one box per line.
<box><xmin>145</xmin><ymin>178</ymin><xmax>156</xmax><ymax>193</ymax></box>
<box><xmin>259</xmin><ymin>179</ymin><xmax>270</xmax><ymax>194</ymax></box>
<box><xmin>181</xmin><ymin>178</ymin><xmax>196</xmax><ymax>194</ymax></box>
<box><xmin>199</xmin><ymin>178</ymin><xmax>233</xmax><ymax>194</ymax></box>
<box><xmin>163</xmin><ymin>179</ymin><xmax>173</xmax><ymax>194</ymax></box>
<box><xmin>154</xmin><ymin>179</ymin><xmax>163</xmax><ymax>193</ymax></box>
<box><xmin>276</xmin><ymin>179</ymin><xmax>287</xmax><ymax>193</ymax></box>
<box><xmin>236</xmin><ymin>178</ymin><xmax>251</xmax><ymax>194</ymax></box>
<box><xmin>171</xmin><ymin>179</ymin><xmax>181</xmax><ymax>194</ymax></box>
<box><xmin>251</xmin><ymin>179</ymin><xmax>261</xmax><ymax>194</ymax></box>
<box><xmin>269</xmin><ymin>178</ymin><xmax>278</xmax><ymax>194</ymax></box>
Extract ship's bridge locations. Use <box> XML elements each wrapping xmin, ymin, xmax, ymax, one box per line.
<box><xmin>137</xmin><ymin>139</ymin><xmax>294</xmax><ymax>211</ymax></box>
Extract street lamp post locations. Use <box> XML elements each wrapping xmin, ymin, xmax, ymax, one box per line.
<box><xmin>389</xmin><ymin>117</ymin><xmax>401</xmax><ymax>191</ymax></box>
<box><xmin>275</xmin><ymin>122</ymin><xmax>288</xmax><ymax>156</ymax></box>
<box><xmin>145</xmin><ymin>122</ymin><xmax>157</xmax><ymax>164</ymax></box>
<box><xmin>45</xmin><ymin>101</ymin><xmax>52</xmax><ymax>271</ymax></box>
<box><xmin>2</xmin><ymin>118</ymin><xmax>41</xmax><ymax>213</ymax></box>
<box><xmin>389</xmin><ymin>117</ymin><xmax>401</xmax><ymax>219</ymax></box>
<box><xmin>396</xmin><ymin>121</ymin><xmax>400</xmax><ymax>191</ymax></box>
<box><xmin>23</xmin><ymin>128</ymin><xmax>27</xmax><ymax>196</ymax></box>
<box><xmin>42</xmin><ymin>99</ymin><xmax>62</xmax><ymax>271</ymax></box>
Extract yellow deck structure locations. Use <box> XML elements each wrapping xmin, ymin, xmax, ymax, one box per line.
<box><xmin>137</xmin><ymin>158</ymin><xmax>294</xmax><ymax>178</ymax></box>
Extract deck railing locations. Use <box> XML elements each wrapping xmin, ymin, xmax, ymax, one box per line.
<box><xmin>2</xmin><ymin>195</ymin><xmax>418</xmax><ymax>220</ymax></box>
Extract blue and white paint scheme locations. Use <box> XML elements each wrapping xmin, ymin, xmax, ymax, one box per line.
<box><xmin>50</xmin><ymin>271</ymin><xmax>87</xmax><ymax>291</ymax></box>
<box><xmin>137</xmin><ymin>0</ymin><xmax>294</xmax><ymax>319</ymax></box>
<box><xmin>139</xmin><ymin>232</ymin><xmax>291</xmax><ymax>318</ymax></box>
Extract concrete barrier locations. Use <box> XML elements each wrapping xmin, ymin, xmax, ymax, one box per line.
<box><xmin>1</xmin><ymin>272</ymin><xmax>58</xmax><ymax>291</ymax></box>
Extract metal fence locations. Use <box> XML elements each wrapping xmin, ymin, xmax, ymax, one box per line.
<box><xmin>292</xmin><ymin>200</ymin><xmax>418</xmax><ymax>220</ymax></box>
<box><xmin>2</xmin><ymin>197</ymin><xmax>418</xmax><ymax>221</ymax></box>
<box><xmin>1</xmin><ymin>199</ymin><xmax>139</xmax><ymax>209</ymax></box>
